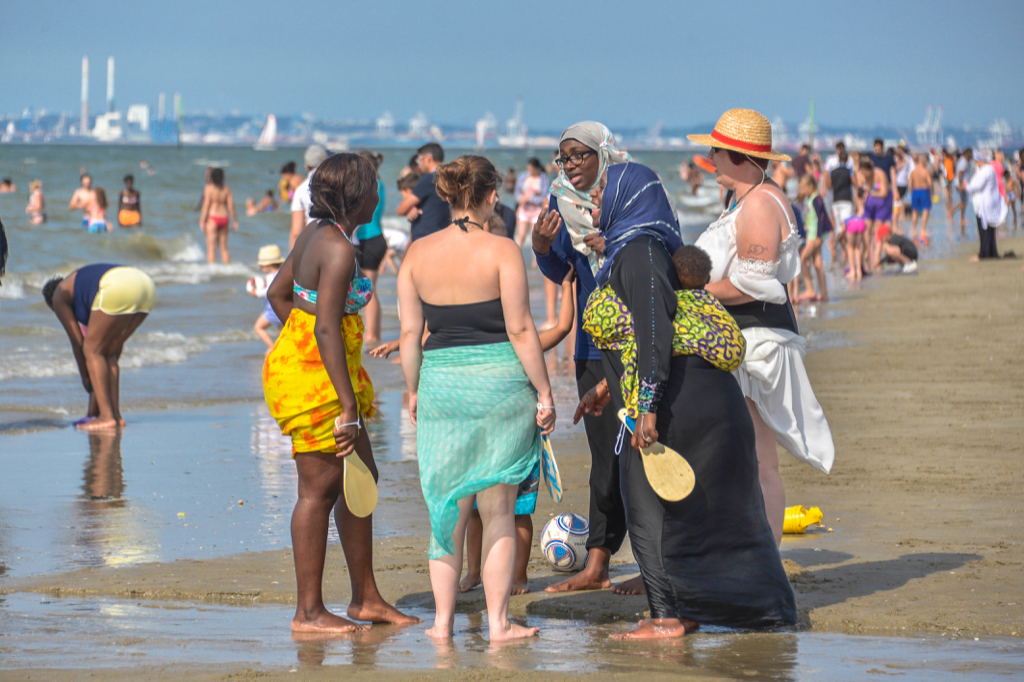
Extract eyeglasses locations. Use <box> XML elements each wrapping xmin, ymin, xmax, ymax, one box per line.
<box><xmin>709</xmin><ymin>147</ymin><xmax>722</xmax><ymax>158</ymax></box>
<box><xmin>554</xmin><ymin>149</ymin><xmax>596</xmax><ymax>169</ymax></box>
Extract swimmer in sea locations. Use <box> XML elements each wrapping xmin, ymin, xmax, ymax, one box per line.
<box><xmin>69</xmin><ymin>173</ymin><xmax>97</xmax><ymax>227</ymax></box>
<box><xmin>26</xmin><ymin>180</ymin><xmax>46</xmax><ymax>224</ymax></box>
<box><xmin>86</xmin><ymin>188</ymin><xmax>112</xmax><ymax>233</ymax></box>
<box><xmin>199</xmin><ymin>167</ymin><xmax>238</xmax><ymax>264</ymax></box>
<box><xmin>0</xmin><ymin>178</ymin><xmax>16</xmax><ymax>193</ymax></box>
<box><xmin>42</xmin><ymin>264</ymin><xmax>157</xmax><ymax>431</ymax></box>
<box><xmin>117</xmin><ymin>175</ymin><xmax>142</xmax><ymax>227</ymax></box>
<box><xmin>246</xmin><ymin>190</ymin><xmax>279</xmax><ymax>216</ymax></box>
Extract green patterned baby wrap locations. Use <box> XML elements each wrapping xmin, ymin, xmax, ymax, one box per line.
<box><xmin>583</xmin><ymin>287</ymin><xmax>746</xmax><ymax>419</ymax></box>
<box><xmin>417</xmin><ymin>341</ymin><xmax>542</xmax><ymax>559</ymax></box>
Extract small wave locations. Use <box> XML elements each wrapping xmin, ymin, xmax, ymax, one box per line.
<box><xmin>0</xmin><ymin>325</ymin><xmax>61</xmax><ymax>338</ymax></box>
<box><xmin>143</xmin><ymin>261</ymin><xmax>256</xmax><ymax>285</ymax></box>
<box><xmin>0</xmin><ymin>328</ymin><xmax>254</xmax><ymax>382</ymax></box>
<box><xmin>0</xmin><ymin>278</ymin><xmax>26</xmax><ymax>300</ymax></box>
<box><xmin>192</xmin><ymin>158</ymin><xmax>232</xmax><ymax>168</ymax></box>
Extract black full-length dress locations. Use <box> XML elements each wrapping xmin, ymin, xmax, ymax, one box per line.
<box><xmin>602</xmin><ymin>236</ymin><xmax>797</xmax><ymax>629</ymax></box>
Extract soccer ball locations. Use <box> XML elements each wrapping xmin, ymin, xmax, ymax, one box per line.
<box><xmin>541</xmin><ymin>513</ymin><xmax>589</xmax><ymax>572</ymax></box>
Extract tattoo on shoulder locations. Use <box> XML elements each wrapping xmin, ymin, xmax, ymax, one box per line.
<box><xmin>747</xmin><ymin>244</ymin><xmax>767</xmax><ymax>256</ymax></box>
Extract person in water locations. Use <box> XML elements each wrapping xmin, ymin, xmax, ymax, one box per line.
<box><xmin>245</xmin><ymin>190</ymin><xmax>279</xmax><ymax>216</ymax></box>
<box><xmin>86</xmin><ymin>187</ymin><xmax>111</xmax><ymax>233</ymax></box>
<box><xmin>118</xmin><ymin>175</ymin><xmax>142</xmax><ymax>227</ymax></box>
<box><xmin>280</xmin><ymin>161</ymin><xmax>304</xmax><ymax>203</ymax></box>
<box><xmin>41</xmin><ymin>264</ymin><xmax>157</xmax><ymax>431</ymax></box>
<box><xmin>26</xmin><ymin>180</ymin><xmax>46</xmax><ymax>224</ymax></box>
<box><xmin>397</xmin><ymin>154</ymin><xmax>555</xmax><ymax>642</ymax></box>
<box><xmin>579</xmin><ymin>161</ymin><xmax>796</xmax><ymax>639</ymax></box>
<box><xmin>69</xmin><ymin>173</ymin><xmax>97</xmax><ymax>227</ymax></box>
<box><xmin>263</xmin><ymin>153</ymin><xmax>419</xmax><ymax>633</ymax></box>
<box><xmin>199</xmin><ymin>167</ymin><xmax>238</xmax><ymax>264</ymax></box>
<box><xmin>0</xmin><ymin>178</ymin><xmax>16</xmax><ymax>193</ymax></box>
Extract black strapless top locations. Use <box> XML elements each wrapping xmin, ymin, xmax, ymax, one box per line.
<box><xmin>422</xmin><ymin>298</ymin><xmax>509</xmax><ymax>351</ymax></box>
<box><xmin>725</xmin><ymin>295</ymin><xmax>799</xmax><ymax>335</ymax></box>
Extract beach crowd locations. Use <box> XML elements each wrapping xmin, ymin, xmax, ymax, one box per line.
<box><xmin>1</xmin><ymin>106</ymin><xmax>1021</xmax><ymax>643</ymax></box>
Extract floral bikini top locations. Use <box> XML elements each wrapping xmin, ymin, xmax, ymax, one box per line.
<box><xmin>292</xmin><ymin>220</ymin><xmax>374</xmax><ymax>315</ymax></box>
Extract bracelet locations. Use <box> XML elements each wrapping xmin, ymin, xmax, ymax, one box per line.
<box><xmin>537</xmin><ymin>402</ymin><xmax>555</xmax><ymax>411</ymax></box>
<box><xmin>335</xmin><ymin>416</ymin><xmax>361</xmax><ymax>430</ymax></box>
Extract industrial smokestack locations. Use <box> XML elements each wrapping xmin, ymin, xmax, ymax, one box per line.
<box><xmin>106</xmin><ymin>56</ymin><xmax>115</xmax><ymax>113</ymax></box>
<box><xmin>80</xmin><ymin>56</ymin><xmax>89</xmax><ymax>136</ymax></box>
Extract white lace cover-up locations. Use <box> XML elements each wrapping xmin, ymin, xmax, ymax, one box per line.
<box><xmin>695</xmin><ymin>195</ymin><xmax>835</xmax><ymax>474</ymax></box>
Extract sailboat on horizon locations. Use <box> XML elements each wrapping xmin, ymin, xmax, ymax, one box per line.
<box><xmin>254</xmin><ymin>114</ymin><xmax>277</xmax><ymax>151</ymax></box>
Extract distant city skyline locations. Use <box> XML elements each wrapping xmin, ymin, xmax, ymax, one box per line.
<box><xmin>1</xmin><ymin>0</ymin><xmax>1020</xmax><ymax>130</ymax></box>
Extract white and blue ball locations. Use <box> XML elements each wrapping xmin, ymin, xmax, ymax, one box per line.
<box><xmin>541</xmin><ymin>513</ymin><xmax>589</xmax><ymax>572</ymax></box>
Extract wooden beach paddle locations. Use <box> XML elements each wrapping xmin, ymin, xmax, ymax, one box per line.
<box><xmin>541</xmin><ymin>435</ymin><xmax>563</xmax><ymax>503</ymax></box>
<box><xmin>618</xmin><ymin>409</ymin><xmax>695</xmax><ymax>502</ymax></box>
<box><xmin>343</xmin><ymin>455</ymin><xmax>377</xmax><ymax>518</ymax></box>
<box><xmin>336</xmin><ymin>416</ymin><xmax>377</xmax><ymax>518</ymax></box>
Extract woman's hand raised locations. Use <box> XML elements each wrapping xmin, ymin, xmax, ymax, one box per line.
<box><xmin>531</xmin><ymin>205</ymin><xmax>562</xmax><ymax>255</ymax></box>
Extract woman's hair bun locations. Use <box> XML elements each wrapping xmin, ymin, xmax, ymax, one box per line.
<box><xmin>435</xmin><ymin>155</ymin><xmax>502</xmax><ymax>211</ymax></box>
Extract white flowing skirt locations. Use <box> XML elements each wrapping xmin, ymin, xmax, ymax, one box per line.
<box><xmin>732</xmin><ymin>327</ymin><xmax>834</xmax><ymax>474</ymax></box>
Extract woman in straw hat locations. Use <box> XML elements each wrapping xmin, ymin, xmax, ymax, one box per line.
<box><xmin>690</xmin><ymin>109</ymin><xmax>835</xmax><ymax>544</ymax></box>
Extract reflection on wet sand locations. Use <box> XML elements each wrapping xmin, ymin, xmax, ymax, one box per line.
<box><xmin>74</xmin><ymin>431</ymin><xmax>158</xmax><ymax>569</ymax></box>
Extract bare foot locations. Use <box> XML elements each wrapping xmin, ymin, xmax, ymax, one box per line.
<box><xmin>348</xmin><ymin>600</ymin><xmax>422</xmax><ymax>625</ymax></box>
<box><xmin>426</xmin><ymin>616</ymin><xmax>455</xmax><ymax>639</ymax></box>
<box><xmin>459</xmin><ymin>573</ymin><xmax>481</xmax><ymax>593</ymax></box>
<box><xmin>969</xmin><ymin>255</ymin><xmax>980</xmax><ymax>262</ymax></box>
<box><xmin>292</xmin><ymin>609</ymin><xmax>369</xmax><ymax>633</ymax></box>
<box><xmin>490</xmin><ymin>621</ymin><xmax>539</xmax><ymax>642</ymax></box>
<box><xmin>511</xmin><ymin>580</ymin><xmax>530</xmax><ymax>595</ymax></box>
<box><xmin>545</xmin><ymin>568</ymin><xmax>611</xmax><ymax>593</ymax></box>
<box><xmin>610</xmin><ymin>575</ymin><xmax>646</xmax><ymax>595</ymax></box>
<box><xmin>818</xmin><ymin>295</ymin><xmax>829</xmax><ymax>303</ymax></box>
<box><xmin>78</xmin><ymin>418</ymin><xmax>119</xmax><ymax>432</ymax></box>
<box><xmin>610</xmin><ymin>618</ymin><xmax>697</xmax><ymax>640</ymax></box>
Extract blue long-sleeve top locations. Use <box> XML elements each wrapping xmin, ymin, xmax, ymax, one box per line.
<box><xmin>534</xmin><ymin>196</ymin><xmax>601</xmax><ymax>361</ymax></box>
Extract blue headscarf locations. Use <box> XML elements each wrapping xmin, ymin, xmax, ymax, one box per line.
<box><xmin>594</xmin><ymin>163</ymin><xmax>683</xmax><ymax>286</ymax></box>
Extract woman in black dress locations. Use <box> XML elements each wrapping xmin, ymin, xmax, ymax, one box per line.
<box><xmin>580</xmin><ymin>162</ymin><xmax>796</xmax><ymax>639</ymax></box>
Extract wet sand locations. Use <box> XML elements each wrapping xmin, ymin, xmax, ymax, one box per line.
<box><xmin>2</xmin><ymin>237</ymin><xmax>1023</xmax><ymax>679</ymax></box>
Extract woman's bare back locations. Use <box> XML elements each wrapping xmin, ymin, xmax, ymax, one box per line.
<box><xmin>406</xmin><ymin>227</ymin><xmax>518</xmax><ymax>305</ymax></box>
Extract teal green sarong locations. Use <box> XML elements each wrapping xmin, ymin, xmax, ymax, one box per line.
<box><xmin>417</xmin><ymin>341</ymin><xmax>542</xmax><ymax>559</ymax></box>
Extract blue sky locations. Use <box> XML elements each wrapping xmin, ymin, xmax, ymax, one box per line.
<box><xmin>1</xmin><ymin>0</ymin><xmax>1019</xmax><ymax>129</ymax></box>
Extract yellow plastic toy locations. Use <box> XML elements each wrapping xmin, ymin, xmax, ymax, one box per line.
<box><xmin>783</xmin><ymin>505</ymin><xmax>823</xmax><ymax>534</ymax></box>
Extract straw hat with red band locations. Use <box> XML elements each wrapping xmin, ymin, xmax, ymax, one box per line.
<box><xmin>687</xmin><ymin>108</ymin><xmax>791</xmax><ymax>162</ymax></box>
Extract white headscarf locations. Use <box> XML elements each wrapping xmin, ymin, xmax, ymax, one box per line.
<box><xmin>549</xmin><ymin>122</ymin><xmax>631</xmax><ymax>273</ymax></box>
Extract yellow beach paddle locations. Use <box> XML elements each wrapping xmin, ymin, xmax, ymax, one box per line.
<box><xmin>343</xmin><ymin>455</ymin><xmax>377</xmax><ymax>517</ymax></box>
<box><xmin>336</xmin><ymin>416</ymin><xmax>377</xmax><ymax>518</ymax></box>
<box><xmin>618</xmin><ymin>409</ymin><xmax>695</xmax><ymax>502</ymax></box>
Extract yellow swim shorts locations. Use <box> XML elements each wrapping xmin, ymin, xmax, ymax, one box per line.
<box><xmin>92</xmin><ymin>267</ymin><xmax>157</xmax><ymax>316</ymax></box>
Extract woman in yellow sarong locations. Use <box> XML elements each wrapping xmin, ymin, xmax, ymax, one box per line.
<box><xmin>263</xmin><ymin>153</ymin><xmax>419</xmax><ymax>633</ymax></box>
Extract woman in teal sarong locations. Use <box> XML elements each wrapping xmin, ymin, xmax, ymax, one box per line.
<box><xmin>398</xmin><ymin>155</ymin><xmax>556</xmax><ymax>642</ymax></box>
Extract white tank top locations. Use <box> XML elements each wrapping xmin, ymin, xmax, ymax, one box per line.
<box><xmin>695</xmin><ymin>191</ymin><xmax>801</xmax><ymax>292</ymax></box>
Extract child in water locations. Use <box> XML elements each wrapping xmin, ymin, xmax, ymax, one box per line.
<box><xmin>247</xmin><ymin>245</ymin><xmax>285</xmax><ymax>349</ymax></box>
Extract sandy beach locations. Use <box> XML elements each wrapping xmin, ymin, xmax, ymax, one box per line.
<box><xmin>2</xmin><ymin>235</ymin><xmax>1022</xmax><ymax>680</ymax></box>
